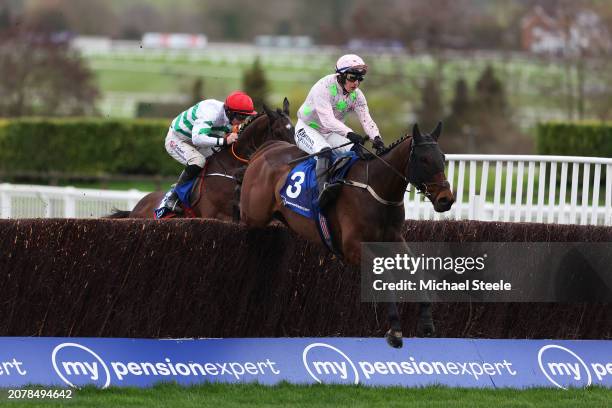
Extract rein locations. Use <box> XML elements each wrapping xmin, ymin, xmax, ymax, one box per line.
<box><xmin>341</xmin><ymin>139</ymin><xmax>447</xmax><ymax>206</ymax></box>
<box><xmin>231</xmin><ymin>143</ymin><xmax>249</xmax><ymax>164</ymax></box>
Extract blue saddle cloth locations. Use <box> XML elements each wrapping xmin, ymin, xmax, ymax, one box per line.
<box><xmin>279</xmin><ymin>150</ymin><xmax>359</xmax><ymax>220</ymax></box>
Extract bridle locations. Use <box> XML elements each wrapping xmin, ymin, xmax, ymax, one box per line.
<box><xmin>339</xmin><ymin>137</ymin><xmax>449</xmax><ymax>206</ymax></box>
<box><xmin>230</xmin><ymin>112</ymin><xmax>293</xmax><ymax>164</ymax></box>
<box><xmin>208</xmin><ymin>112</ymin><xmax>293</xmax><ymax>180</ymax></box>
<box><xmin>406</xmin><ymin>140</ymin><xmax>451</xmax><ymax>199</ymax></box>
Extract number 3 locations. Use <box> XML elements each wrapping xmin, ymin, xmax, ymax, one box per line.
<box><xmin>286</xmin><ymin>171</ymin><xmax>305</xmax><ymax>198</ymax></box>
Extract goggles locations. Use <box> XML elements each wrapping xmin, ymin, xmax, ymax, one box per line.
<box><xmin>345</xmin><ymin>73</ymin><xmax>365</xmax><ymax>83</ymax></box>
<box><xmin>230</xmin><ymin>112</ymin><xmax>250</xmax><ymax>121</ymax></box>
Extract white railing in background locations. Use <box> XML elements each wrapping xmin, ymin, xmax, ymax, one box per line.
<box><xmin>405</xmin><ymin>154</ymin><xmax>612</xmax><ymax>226</ymax></box>
<box><xmin>1</xmin><ymin>155</ymin><xmax>611</xmax><ymax>225</ymax></box>
<box><xmin>0</xmin><ymin>184</ymin><xmax>147</xmax><ymax>219</ymax></box>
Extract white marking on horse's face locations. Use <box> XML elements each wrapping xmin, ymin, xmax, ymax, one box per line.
<box><xmin>285</xmin><ymin>124</ymin><xmax>291</xmax><ymax>129</ymax></box>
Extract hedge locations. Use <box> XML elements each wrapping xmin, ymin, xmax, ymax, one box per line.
<box><xmin>537</xmin><ymin>121</ymin><xmax>612</xmax><ymax>158</ymax></box>
<box><xmin>0</xmin><ymin>118</ymin><xmax>181</xmax><ymax>177</ymax></box>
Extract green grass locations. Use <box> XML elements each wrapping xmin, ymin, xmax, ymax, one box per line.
<box><xmin>0</xmin><ymin>383</ymin><xmax>609</xmax><ymax>408</ymax></box>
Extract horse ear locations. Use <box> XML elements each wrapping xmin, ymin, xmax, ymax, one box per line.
<box><xmin>431</xmin><ymin>121</ymin><xmax>442</xmax><ymax>141</ymax></box>
<box><xmin>412</xmin><ymin>123</ymin><xmax>422</xmax><ymax>143</ymax></box>
<box><xmin>282</xmin><ymin>97</ymin><xmax>290</xmax><ymax>115</ymax></box>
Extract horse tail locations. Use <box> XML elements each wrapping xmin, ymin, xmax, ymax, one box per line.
<box><xmin>105</xmin><ymin>208</ymin><xmax>131</xmax><ymax>218</ymax></box>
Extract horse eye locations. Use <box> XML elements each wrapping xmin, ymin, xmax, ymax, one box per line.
<box><xmin>285</xmin><ymin>124</ymin><xmax>291</xmax><ymax>129</ymax></box>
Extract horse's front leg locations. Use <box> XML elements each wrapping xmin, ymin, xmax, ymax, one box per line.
<box><xmin>384</xmin><ymin>302</ymin><xmax>403</xmax><ymax>348</ymax></box>
<box><xmin>417</xmin><ymin>302</ymin><xmax>435</xmax><ymax>337</ymax></box>
<box><xmin>349</xmin><ymin>236</ymin><xmax>403</xmax><ymax>348</ymax></box>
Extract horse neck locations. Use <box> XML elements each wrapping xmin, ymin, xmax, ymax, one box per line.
<box><xmin>368</xmin><ymin>137</ymin><xmax>413</xmax><ymax>202</ymax></box>
<box><xmin>233</xmin><ymin>116</ymin><xmax>268</xmax><ymax>158</ymax></box>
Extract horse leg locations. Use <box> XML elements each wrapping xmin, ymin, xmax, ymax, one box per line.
<box><xmin>344</xmin><ymin>235</ymin><xmax>403</xmax><ymax>348</ymax></box>
<box><xmin>417</xmin><ymin>302</ymin><xmax>435</xmax><ymax>337</ymax></box>
<box><xmin>385</xmin><ymin>302</ymin><xmax>403</xmax><ymax>348</ymax></box>
<box><xmin>232</xmin><ymin>185</ymin><xmax>241</xmax><ymax>223</ymax></box>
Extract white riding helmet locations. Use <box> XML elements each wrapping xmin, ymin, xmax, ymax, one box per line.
<box><xmin>335</xmin><ymin>54</ymin><xmax>368</xmax><ymax>75</ymax></box>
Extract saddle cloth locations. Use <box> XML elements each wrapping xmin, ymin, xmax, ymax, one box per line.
<box><xmin>279</xmin><ymin>151</ymin><xmax>358</xmax><ymax>220</ymax></box>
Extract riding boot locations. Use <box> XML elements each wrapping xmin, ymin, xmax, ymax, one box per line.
<box><xmin>316</xmin><ymin>148</ymin><xmax>341</xmax><ymax>209</ymax></box>
<box><xmin>163</xmin><ymin>164</ymin><xmax>202</xmax><ymax>213</ymax></box>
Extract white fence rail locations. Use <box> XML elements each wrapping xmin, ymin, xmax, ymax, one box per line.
<box><xmin>1</xmin><ymin>155</ymin><xmax>612</xmax><ymax>225</ymax></box>
<box><xmin>405</xmin><ymin>154</ymin><xmax>612</xmax><ymax>226</ymax></box>
<box><xmin>0</xmin><ymin>184</ymin><xmax>147</xmax><ymax>219</ymax></box>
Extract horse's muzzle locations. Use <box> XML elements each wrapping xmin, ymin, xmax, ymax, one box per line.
<box><xmin>433</xmin><ymin>192</ymin><xmax>455</xmax><ymax>212</ymax></box>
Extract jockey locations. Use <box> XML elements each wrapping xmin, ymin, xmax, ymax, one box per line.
<box><xmin>159</xmin><ymin>90</ymin><xmax>257</xmax><ymax>214</ymax></box>
<box><xmin>295</xmin><ymin>54</ymin><xmax>385</xmax><ymax>209</ymax></box>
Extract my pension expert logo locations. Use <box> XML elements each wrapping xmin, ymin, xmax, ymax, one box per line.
<box><xmin>52</xmin><ymin>343</ymin><xmax>112</xmax><ymax>389</ymax></box>
<box><xmin>302</xmin><ymin>343</ymin><xmax>360</xmax><ymax>385</ymax></box>
<box><xmin>537</xmin><ymin>344</ymin><xmax>612</xmax><ymax>389</ymax></box>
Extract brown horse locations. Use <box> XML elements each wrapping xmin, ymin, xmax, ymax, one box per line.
<box><xmin>108</xmin><ymin>100</ymin><xmax>295</xmax><ymax>220</ymax></box>
<box><xmin>239</xmin><ymin>123</ymin><xmax>455</xmax><ymax>347</ymax></box>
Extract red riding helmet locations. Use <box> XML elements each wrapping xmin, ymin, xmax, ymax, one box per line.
<box><xmin>225</xmin><ymin>91</ymin><xmax>257</xmax><ymax>115</ymax></box>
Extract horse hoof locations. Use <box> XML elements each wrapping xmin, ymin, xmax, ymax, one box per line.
<box><xmin>417</xmin><ymin>323</ymin><xmax>436</xmax><ymax>338</ymax></box>
<box><xmin>385</xmin><ymin>329</ymin><xmax>403</xmax><ymax>348</ymax></box>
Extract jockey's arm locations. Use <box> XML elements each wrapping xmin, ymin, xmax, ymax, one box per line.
<box><xmin>354</xmin><ymin>93</ymin><xmax>381</xmax><ymax>141</ymax></box>
<box><xmin>192</xmin><ymin>118</ymin><xmax>227</xmax><ymax>147</ymax></box>
<box><xmin>314</xmin><ymin>85</ymin><xmax>354</xmax><ymax>137</ymax></box>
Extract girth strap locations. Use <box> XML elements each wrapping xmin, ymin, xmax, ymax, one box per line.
<box><xmin>205</xmin><ymin>173</ymin><xmax>236</xmax><ymax>180</ymax></box>
<box><xmin>338</xmin><ymin>180</ymin><xmax>404</xmax><ymax>207</ymax></box>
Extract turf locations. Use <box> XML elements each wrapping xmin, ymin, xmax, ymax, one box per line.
<box><xmin>0</xmin><ymin>383</ymin><xmax>609</xmax><ymax>408</ymax></box>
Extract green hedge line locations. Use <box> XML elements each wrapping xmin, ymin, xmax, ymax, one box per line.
<box><xmin>0</xmin><ymin>118</ymin><xmax>181</xmax><ymax>176</ymax></box>
<box><xmin>537</xmin><ymin>121</ymin><xmax>612</xmax><ymax>157</ymax></box>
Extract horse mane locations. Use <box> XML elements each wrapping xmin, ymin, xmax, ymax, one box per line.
<box><xmin>376</xmin><ymin>133</ymin><xmax>412</xmax><ymax>155</ymax></box>
<box><xmin>237</xmin><ymin>111</ymin><xmax>267</xmax><ymax>136</ymax></box>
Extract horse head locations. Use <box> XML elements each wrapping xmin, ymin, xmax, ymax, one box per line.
<box><xmin>233</xmin><ymin>98</ymin><xmax>295</xmax><ymax>161</ymax></box>
<box><xmin>407</xmin><ymin>122</ymin><xmax>455</xmax><ymax>212</ymax></box>
<box><xmin>262</xmin><ymin>97</ymin><xmax>295</xmax><ymax>144</ymax></box>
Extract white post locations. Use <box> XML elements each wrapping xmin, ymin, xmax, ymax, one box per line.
<box><xmin>591</xmin><ymin>164</ymin><xmax>601</xmax><ymax>225</ymax></box>
<box><xmin>0</xmin><ymin>184</ymin><xmax>11</xmax><ymax>219</ymax></box>
<box><xmin>580</xmin><ymin>163</ymin><xmax>590</xmax><ymax>226</ymax></box>
<box><xmin>536</xmin><ymin>162</ymin><xmax>546</xmax><ymax>223</ymax></box>
<box><xmin>605</xmin><ymin>164</ymin><xmax>612</xmax><ymax>225</ymax></box>
<box><xmin>547</xmin><ymin>162</ymin><xmax>557</xmax><ymax>223</ymax></box>
<box><xmin>569</xmin><ymin>163</ymin><xmax>579</xmax><ymax>224</ymax></box>
<box><xmin>558</xmin><ymin>162</ymin><xmax>568</xmax><ymax>224</ymax></box>
<box><xmin>515</xmin><ymin>161</ymin><xmax>524</xmax><ymax>222</ymax></box>
<box><xmin>65</xmin><ymin>187</ymin><xmax>77</xmax><ymax>218</ymax></box>
<box><xmin>525</xmin><ymin>161</ymin><xmax>536</xmax><ymax>222</ymax></box>
<box><xmin>468</xmin><ymin>161</ymin><xmax>476</xmax><ymax>219</ymax></box>
<box><xmin>492</xmin><ymin>161</ymin><xmax>503</xmax><ymax>221</ymax></box>
<box><xmin>503</xmin><ymin>161</ymin><xmax>513</xmax><ymax>222</ymax></box>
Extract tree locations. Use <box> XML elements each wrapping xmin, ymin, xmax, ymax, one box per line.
<box><xmin>466</xmin><ymin>65</ymin><xmax>532</xmax><ymax>154</ymax></box>
<box><xmin>474</xmin><ymin>65</ymin><xmax>508</xmax><ymax>116</ymax></box>
<box><xmin>191</xmin><ymin>77</ymin><xmax>204</xmax><ymax>105</ymax></box>
<box><xmin>0</xmin><ymin>29</ymin><xmax>99</xmax><ymax>117</ymax></box>
<box><xmin>444</xmin><ymin>78</ymin><xmax>476</xmax><ymax>152</ymax></box>
<box><xmin>242</xmin><ymin>58</ymin><xmax>269</xmax><ymax>111</ymax></box>
<box><xmin>415</xmin><ymin>77</ymin><xmax>444</xmax><ymax>131</ymax></box>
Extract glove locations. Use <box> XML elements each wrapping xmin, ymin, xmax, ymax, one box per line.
<box><xmin>347</xmin><ymin>131</ymin><xmax>367</xmax><ymax>145</ymax></box>
<box><xmin>372</xmin><ymin>136</ymin><xmax>385</xmax><ymax>151</ymax></box>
